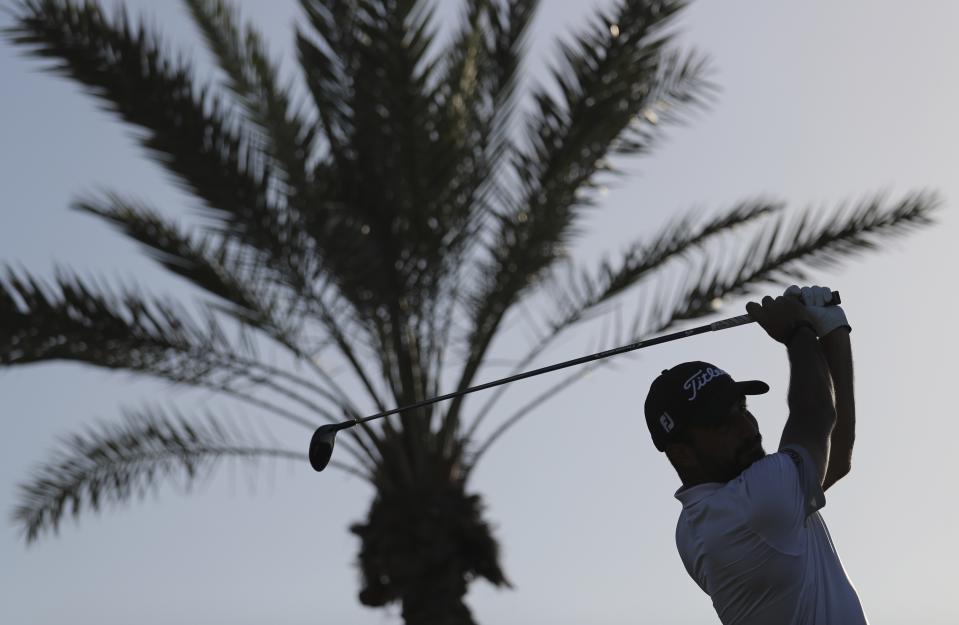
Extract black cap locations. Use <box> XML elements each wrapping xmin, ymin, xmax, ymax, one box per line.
<box><xmin>644</xmin><ymin>361</ymin><xmax>769</xmax><ymax>451</ymax></box>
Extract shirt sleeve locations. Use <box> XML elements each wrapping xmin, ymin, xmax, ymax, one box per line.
<box><xmin>738</xmin><ymin>445</ymin><xmax>827</xmax><ymax>549</ymax></box>
<box><xmin>779</xmin><ymin>444</ymin><xmax>827</xmax><ymax>517</ymax></box>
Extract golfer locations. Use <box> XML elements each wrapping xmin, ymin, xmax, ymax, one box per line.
<box><xmin>644</xmin><ymin>285</ymin><xmax>867</xmax><ymax>624</ymax></box>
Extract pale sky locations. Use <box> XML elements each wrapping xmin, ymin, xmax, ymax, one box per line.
<box><xmin>2</xmin><ymin>1</ymin><xmax>957</xmax><ymax>623</ymax></box>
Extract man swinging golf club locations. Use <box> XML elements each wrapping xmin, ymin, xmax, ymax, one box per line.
<box><xmin>644</xmin><ymin>285</ymin><xmax>867</xmax><ymax>624</ymax></box>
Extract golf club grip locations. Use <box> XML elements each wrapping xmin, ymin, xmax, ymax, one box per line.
<box><xmin>710</xmin><ymin>290</ymin><xmax>841</xmax><ymax>331</ymax></box>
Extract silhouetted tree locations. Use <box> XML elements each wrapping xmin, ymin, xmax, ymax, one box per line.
<box><xmin>2</xmin><ymin>1</ymin><xmax>939</xmax><ymax>623</ymax></box>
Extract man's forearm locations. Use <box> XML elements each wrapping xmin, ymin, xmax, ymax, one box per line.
<box><xmin>820</xmin><ymin>327</ymin><xmax>855</xmax><ymax>490</ymax></box>
<box><xmin>779</xmin><ymin>328</ymin><xmax>837</xmax><ymax>482</ymax></box>
<box><xmin>786</xmin><ymin>329</ymin><xmax>835</xmax><ymax>416</ymax></box>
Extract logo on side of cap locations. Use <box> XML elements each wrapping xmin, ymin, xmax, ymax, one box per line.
<box><xmin>659</xmin><ymin>411</ymin><xmax>675</xmax><ymax>433</ymax></box>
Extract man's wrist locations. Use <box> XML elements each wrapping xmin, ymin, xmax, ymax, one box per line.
<box><xmin>819</xmin><ymin>325</ymin><xmax>853</xmax><ymax>381</ymax></box>
<box><xmin>819</xmin><ymin>325</ymin><xmax>852</xmax><ymax>340</ymax></box>
<box><xmin>786</xmin><ymin>321</ymin><xmax>818</xmax><ymax>347</ymax></box>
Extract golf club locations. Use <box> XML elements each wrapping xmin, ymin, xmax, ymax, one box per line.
<box><xmin>310</xmin><ymin>292</ymin><xmax>841</xmax><ymax>471</ymax></box>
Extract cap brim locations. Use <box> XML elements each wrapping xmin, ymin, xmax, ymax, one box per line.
<box><xmin>736</xmin><ymin>380</ymin><xmax>769</xmax><ymax>395</ymax></box>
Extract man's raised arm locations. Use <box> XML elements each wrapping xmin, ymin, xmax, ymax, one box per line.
<box><xmin>781</xmin><ymin>284</ymin><xmax>854</xmax><ymax>491</ymax></box>
<box><xmin>746</xmin><ymin>293</ymin><xmax>837</xmax><ymax>484</ymax></box>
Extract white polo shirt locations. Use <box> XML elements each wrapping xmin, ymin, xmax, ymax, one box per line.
<box><xmin>674</xmin><ymin>445</ymin><xmax>868</xmax><ymax>624</ymax></box>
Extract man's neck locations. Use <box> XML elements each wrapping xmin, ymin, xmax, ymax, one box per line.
<box><xmin>680</xmin><ymin>466</ymin><xmax>737</xmax><ymax>488</ymax></box>
<box><xmin>680</xmin><ymin>473</ymin><xmax>720</xmax><ymax>489</ymax></box>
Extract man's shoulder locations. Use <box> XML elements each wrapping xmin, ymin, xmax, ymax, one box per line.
<box><xmin>778</xmin><ymin>446</ymin><xmax>806</xmax><ymax>469</ymax></box>
<box><xmin>676</xmin><ymin>450</ymin><xmax>809</xmax><ymax>530</ymax></box>
<box><xmin>735</xmin><ymin>446</ymin><xmax>826</xmax><ymax>529</ymax></box>
<box><xmin>734</xmin><ymin>450</ymin><xmax>807</xmax><ymax>495</ymax></box>
<box><xmin>675</xmin><ymin>480</ymin><xmax>752</xmax><ymax>542</ymax></box>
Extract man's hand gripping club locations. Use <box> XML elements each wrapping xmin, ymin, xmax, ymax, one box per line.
<box><xmin>746</xmin><ymin>285</ymin><xmax>851</xmax><ymax>343</ymax></box>
<box><xmin>745</xmin><ymin>294</ymin><xmax>819</xmax><ymax>345</ymax></box>
<box><xmin>783</xmin><ymin>285</ymin><xmax>852</xmax><ymax>338</ymax></box>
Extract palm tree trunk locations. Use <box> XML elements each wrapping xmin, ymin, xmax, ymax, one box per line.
<box><xmin>401</xmin><ymin>572</ymin><xmax>474</xmax><ymax>625</ymax></box>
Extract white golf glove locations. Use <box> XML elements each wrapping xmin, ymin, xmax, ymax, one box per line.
<box><xmin>783</xmin><ymin>284</ymin><xmax>851</xmax><ymax>337</ymax></box>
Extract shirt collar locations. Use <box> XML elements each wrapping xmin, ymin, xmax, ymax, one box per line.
<box><xmin>674</xmin><ymin>481</ymin><xmax>724</xmax><ymax>507</ymax></box>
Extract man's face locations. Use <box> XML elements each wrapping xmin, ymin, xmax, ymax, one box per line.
<box><xmin>682</xmin><ymin>395</ymin><xmax>766</xmax><ymax>482</ymax></box>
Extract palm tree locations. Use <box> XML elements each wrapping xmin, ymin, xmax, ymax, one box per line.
<box><xmin>2</xmin><ymin>0</ymin><xmax>939</xmax><ymax>623</ymax></box>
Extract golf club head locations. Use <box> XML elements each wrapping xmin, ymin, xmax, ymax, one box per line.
<box><xmin>309</xmin><ymin>424</ymin><xmax>340</xmax><ymax>472</ymax></box>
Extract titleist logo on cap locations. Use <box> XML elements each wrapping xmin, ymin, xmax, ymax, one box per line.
<box><xmin>683</xmin><ymin>367</ymin><xmax>728</xmax><ymax>401</ymax></box>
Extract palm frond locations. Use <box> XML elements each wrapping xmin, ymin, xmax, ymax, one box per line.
<box><xmin>5</xmin><ymin>0</ymin><xmax>315</xmax><ymax>288</ymax></box>
<box><xmin>1</xmin><ymin>266</ymin><xmax>253</xmax><ymax>386</ymax></box>
<box><xmin>183</xmin><ymin>0</ymin><xmax>317</xmax><ymax>194</ymax></box>
<box><xmin>483</xmin><ymin>0</ymin><xmax>538</xmax><ymax>145</ymax></box>
<box><xmin>4</xmin><ymin>1</ymin><xmax>394</xmax><ymax>408</ymax></box>
<box><xmin>667</xmin><ymin>191</ymin><xmax>941</xmax><ymax>321</ymax></box>
<box><xmin>445</xmin><ymin>0</ymin><xmax>712</xmax><ymax>436</ymax></box>
<box><xmin>72</xmin><ymin>192</ymin><xmax>392</xmax><ymax>444</ymax></box>
<box><xmin>11</xmin><ymin>405</ymin><xmax>339</xmax><ymax>544</ymax></box>
<box><xmin>3</xmin><ymin>264</ymin><xmax>382</xmax><ymax>443</ymax></box>
<box><xmin>295</xmin><ymin>0</ymin><xmax>500</xmax><ymax>316</ymax></box>
<box><xmin>546</xmin><ymin>200</ymin><xmax>779</xmax><ymax>334</ymax></box>
<box><xmin>464</xmin><ymin>199</ymin><xmax>779</xmax><ymax>438</ymax></box>
<box><xmin>74</xmin><ymin>191</ymin><xmax>304</xmax><ymax>348</ymax></box>
<box><xmin>610</xmin><ymin>48</ymin><xmax>714</xmax><ymax>155</ymax></box>
<box><xmin>432</xmin><ymin>0</ymin><xmax>539</xmax><ymax>203</ymax></box>
<box><xmin>463</xmin><ymin>190</ymin><xmax>942</xmax><ymax>470</ymax></box>
<box><xmin>507</xmin><ymin>0</ymin><xmax>710</xmax><ymax>240</ymax></box>
<box><xmin>294</xmin><ymin>0</ymin><xmax>354</xmax><ymax>165</ymax></box>
<box><xmin>296</xmin><ymin>0</ymin><xmax>442</xmax><ymax>262</ymax></box>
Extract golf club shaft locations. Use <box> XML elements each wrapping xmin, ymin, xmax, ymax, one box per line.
<box><xmin>350</xmin><ymin>292</ymin><xmax>841</xmax><ymax>427</ymax></box>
